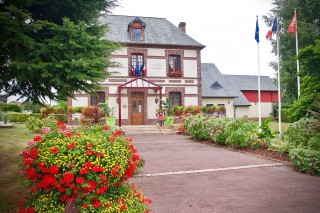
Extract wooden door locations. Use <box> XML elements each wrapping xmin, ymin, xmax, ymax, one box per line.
<box><xmin>131</xmin><ymin>92</ymin><xmax>144</xmax><ymax>125</ymax></box>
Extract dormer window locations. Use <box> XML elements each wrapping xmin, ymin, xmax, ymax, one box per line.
<box><xmin>133</xmin><ymin>28</ymin><xmax>142</xmax><ymax>41</ymax></box>
<box><xmin>128</xmin><ymin>17</ymin><xmax>146</xmax><ymax>41</ymax></box>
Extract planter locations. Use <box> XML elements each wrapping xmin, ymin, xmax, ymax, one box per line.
<box><xmin>165</xmin><ymin>116</ymin><xmax>174</xmax><ymax>127</ymax></box>
<box><xmin>106</xmin><ymin>117</ymin><xmax>116</xmax><ymax>127</ymax></box>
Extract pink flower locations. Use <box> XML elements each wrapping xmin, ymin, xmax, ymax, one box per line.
<box><xmin>41</xmin><ymin>127</ymin><xmax>51</xmax><ymax>134</ymax></box>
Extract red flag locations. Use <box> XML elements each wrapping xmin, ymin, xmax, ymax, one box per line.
<box><xmin>266</xmin><ymin>30</ymin><xmax>272</xmax><ymax>39</ymax></box>
<box><xmin>287</xmin><ymin>11</ymin><xmax>296</xmax><ymax>35</ymax></box>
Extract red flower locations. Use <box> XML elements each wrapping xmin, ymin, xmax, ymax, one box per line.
<box><xmin>111</xmin><ymin>165</ymin><xmax>120</xmax><ymax>176</ymax></box>
<box><xmin>26</xmin><ymin>206</ymin><xmax>35</xmax><ymax>213</ymax></box>
<box><xmin>38</xmin><ymin>162</ymin><xmax>45</xmax><ymax>169</ymax></box>
<box><xmin>96</xmin><ymin>152</ymin><xmax>104</xmax><ymax>158</ymax></box>
<box><xmin>26</xmin><ymin>168</ymin><xmax>36</xmax><ymax>179</ymax></box>
<box><xmin>93</xmin><ymin>200</ymin><xmax>102</xmax><ymax>208</ymax></box>
<box><xmin>24</xmin><ymin>158</ymin><xmax>34</xmax><ymax>166</ymax></box>
<box><xmin>64</xmin><ymin>131</ymin><xmax>72</xmax><ymax>137</ymax></box>
<box><xmin>75</xmin><ymin>133</ymin><xmax>80</xmax><ymax>137</ymax></box>
<box><xmin>29</xmin><ymin>148</ymin><xmax>38</xmax><ymax>159</ymax></box>
<box><xmin>84</xmin><ymin>162</ymin><xmax>92</xmax><ymax>169</ymax></box>
<box><xmin>33</xmin><ymin>136</ymin><xmax>42</xmax><ymax>142</ymax></box>
<box><xmin>82</xmin><ymin>204</ymin><xmax>88</xmax><ymax>208</ymax></box>
<box><xmin>80</xmin><ymin>168</ymin><xmax>88</xmax><ymax>175</ymax></box>
<box><xmin>49</xmin><ymin>165</ymin><xmax>59</xmax><ymax>175</ymax></box>
<box><xmin>85</xmin><ymin>150</ymin><xmax>94</xmax><ymax>156</ymax></box>
<box><xmin>76</xmin><ymin>177</ymin><xmax>85</xmax><ymax>184</ymax></box>
<box><xmin>62</xmin><ymin>172</ymin><xmax>74</xmax><ymax>183</ymax></box>
<box><xmin>51</xmin><ymin>147</ymin><xmax>58</xmax><ymax>154</ymax></box>
<box><xmin>97</xmin><ymin>186</ymin><xmax>108</xmax><ymax>195</ymax></box>
<box><xmin>87</xmin><ymin>180</ymin><xmax>98</xmax><ymax>191</ymax></box>
<box><xmin>92</xmin><ymin>166</ymin><xmax>104</xmax><ymax>173</ymax></box>
<box><xmin>85</xmin><ymin>143</ymin><xmax>93</xmax><ymax>149</ymax></box>
<box><xmin>120</xmin><ymin>204</ymin><xmax>127</xmax><ymax>211</ymax></box>
<box><xmin>103</xmin><ymin>126</ymin><xmax>110</xmax><ymax>131</ymax></box>
<box><xmin>56</xmin><ymin>121</ymin><xmax>64</xmax><ymax>126</ymax></box>
<box><xmin>68</xmin><ymin>142</ymin><xmax>75</xmax><ymax>149</ymax></box>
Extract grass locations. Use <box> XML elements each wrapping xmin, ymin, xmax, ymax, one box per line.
<box><xmin>268</xmin><ymin>121</ymin><xmax>291</xmax><ymax>133</ymax></box>
<box><xmin>0</xmin><ymin>123</ymin><xmax>33</xmax><ymax>212</ymax></box>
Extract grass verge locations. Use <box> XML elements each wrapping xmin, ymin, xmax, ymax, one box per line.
<box><xmin>0</xmin><ymin>123</ymin><xmax>33</xmax><ymax>212</ymax></box>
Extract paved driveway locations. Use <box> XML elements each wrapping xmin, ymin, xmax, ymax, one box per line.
<box><xmin>130</xmin><ymin>135</ymin><xmax>320</xmax><ymax>213</ymax></box>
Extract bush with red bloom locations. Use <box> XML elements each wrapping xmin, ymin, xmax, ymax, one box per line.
<box><xmin>16</xmin><ymin>123</ymin><xmax>150</xmax><ymax>212</ymax></box>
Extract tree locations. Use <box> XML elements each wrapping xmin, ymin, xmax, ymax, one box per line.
<box><xmin>291</xmin><ymin>40</ymin><xmax>320</xmax><ymax>120</ymax></box>
<box><xmin>0</xmin><ymin>0</ymin><xmax>120</xmax><ymax>103</ymax></box>
<box><xmin>264</xmin><ymin>0</ymin><xmax>320</xmax><ymax>106</ymax></box>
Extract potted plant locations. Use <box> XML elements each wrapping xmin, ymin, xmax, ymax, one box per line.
<box><xmin>98</xmin><ymin>97</ymin><xmax>116</xmax><ymax>127</ymax></box>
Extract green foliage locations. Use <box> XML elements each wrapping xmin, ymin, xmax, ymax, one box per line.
<box><xmin>307</xmin><ymin>136</ymin><xmax>320</xmax><ymax>151</ymax></box>
<box><xmin>1</xmin><ymin>103</ymin><xmax>21</xmax><ymax>112</ymax></box>
<box><xmin>0</xmin><ymin>1</ymin><xmax>120</xmax><ymax>103</ymax></box>
<box><xmin>284</xmin><ymin>118</ymin><xmax>316</xmax><ymax>148</ymax></box>
<box><xmin>21</xmin><ymin>101</ymin><xmax>43</xmax><ymax>113</ymax></box>
<box><xmin>42</xmin><ymin>115</ymin><xmax>58</xmax><ymax>131</ymax></box>
<box><xmin>25</xmin><ymin>117</ymin><xmax>43</xmax><ymax>133</ymax></box>
<box><xmin>264</xmin><ymin>0</ymin><xmax>320</xmax><ymax>112</ymax></box>
<box><xmin>2</xmin><ymin>113</ymin><xmax>41</xmax><ymax>123</ymax></box>
<box><xmin>256</xmin><ymin>116</ymin><xmax>279</xmax><ymax>145</ymax></box>
<box><xmin>289</xmin><ymin>148</ymin><xmax>320</xmax><ymax>175</ymax></box>
<box><xmin>183</xmin><ymin>114</ymin><xmax>210</xmax><ymax>140</ymax></box>
<box><xmin>171</xmin><ymin>105</ymin><xmax>184</xmax><ymax>116</ymax></box>
<box><xmin>281</xmin><ymin>108</ymin><xmax>294</xmax><ymax>122</ymax></box>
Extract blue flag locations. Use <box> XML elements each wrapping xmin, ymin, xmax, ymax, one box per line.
<box><xmin>271</xmin><ymin>16</ymin><xmax>278</xmax><ymax>33</ymax></box>
<box><xmin>135</xmin><ymin>64</ymin><xmax>140</xmax><ymax>77</ymax></box>
<box><xmin>255</xmin><ymin>17</ymin><xmax>259</xmax><ymax>43</ymax></box>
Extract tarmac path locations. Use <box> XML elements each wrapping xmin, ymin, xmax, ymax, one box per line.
<box><xmin>130</xmin><ymin>135</ymin><xmax>320</xmax><ymax>213</ymax></box>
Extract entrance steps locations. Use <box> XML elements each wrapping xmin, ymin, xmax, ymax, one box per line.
<box><xmin>119</xmin><ymin>125</ymin><xmax>178</xmax><ymax>135</ymax></box>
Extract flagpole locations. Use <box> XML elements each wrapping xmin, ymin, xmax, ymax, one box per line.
<box><xmin>257</xmin><ymin>42</ymin><xmax>261</xmax><ymax>130</ymax></box>
<box><xmin>294</xmin><ymin>8</ymin><xmax>300</xmax><ymax>98</ymax></box>
<box><xmin>276</xmin><ymin>28</ymin><xmax>282</xmax><ymax>136</ymax></box>
<box><xmin>255</xmin><ymin>15</ymin><xmax>261</xmax><ymax>130</ymax></box>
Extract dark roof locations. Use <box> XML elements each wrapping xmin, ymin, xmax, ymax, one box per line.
<box><xmin>201</xmin><ymin>63</ymin><xmax>278</xmax><ymax>106</ymax></box>
<box><xmin>101</xmin><ymin>15</ymin><xmax>205</xmax><ymax>48</ymax></box>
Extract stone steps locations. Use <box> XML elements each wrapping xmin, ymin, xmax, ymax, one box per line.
<box><xmin>119</xmin><ymin>125</ymin><xmax>179</xmax><ymax>135</ymax></box>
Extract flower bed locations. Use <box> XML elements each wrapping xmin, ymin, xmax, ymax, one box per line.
<box><xmin>16</xmin><ymin>122</ymin><xmax>150</xmax><ymax>212</ymax></box>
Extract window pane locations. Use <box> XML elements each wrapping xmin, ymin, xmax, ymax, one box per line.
<box><xmin>133</xmin><ymin>29</ymin><xmax>141</xmax><ymax>41</ymax></box>
<box><xmin>132</xmin><ymin>100</ymin><xmax>137</xmax><ymax>113</ymax></box>
<box><xmin>168</xmin><ymin>55</ymin><xmax>181</xmax><ymax>73</ymax></box>
<box><xmin>169</xmin><ymin>92</ymin><xmax>181</xmax><ymax>107</ymax></box>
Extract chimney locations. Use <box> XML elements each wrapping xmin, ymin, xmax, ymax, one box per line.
<box><xmin>178</xmin><ymin>22</ymin><xmax>186</xmax><ymax>33</ymax></box>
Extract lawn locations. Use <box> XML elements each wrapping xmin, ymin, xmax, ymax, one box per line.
<box><xmin>0</xmin><ymin>123</ymin><xmax>33</xmax><ymax>212</ymax></box>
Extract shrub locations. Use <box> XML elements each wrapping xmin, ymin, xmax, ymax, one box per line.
<box><xmin>25</xmin><ymin>117</ymin><xmax>43</xmax><ymax>133</ymax></box>
<box><xmin>289</xmin><ymin>148</ymin><xmax>320</xmax><ymax>175</ymax></box>
<box><xmin>81</xmin><ymin>106</ymin><xmax>105</xmax><ymax>125</ymax></box>
<box><xmin>1</xmin><ymin>103</ymin><xmax>21</xmax><ymax>112</ymax></box>
<box><xmin>284</xmin><ymin>118</ymin><xmax>316</xmax><ymax>148</ymax></box>
<box><xmin>21</xmin><ymin>101</ymin><xmax>43</xmax><ymax>113</ymax></box>
<box><xmin>208</xmin><ymin>118</ymin><xmax>229</xmax><ymax>144</ymax></box>
<box><xmin>16</xmin><ymin>123</ymin><xmax>150</xmax><ymax>212</ymax></box>
<box><xmin>3</xmin><ymin>113</ymin><xmax>41</xmax><ymax>122</ymax></box>
<box><xmin>183</xmin><ymin>115</ymin><xmax>209</xmax><ymax>140</ymax></box>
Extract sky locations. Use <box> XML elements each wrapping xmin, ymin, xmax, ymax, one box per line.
<box><xmin>112</xmin><ymin>0</ymin><xmax>276</xmax><ymax>77</ymax></box>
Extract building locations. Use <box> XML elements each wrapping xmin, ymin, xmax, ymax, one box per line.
<box><xmin>68</xmin><ymin>15</ymin><xmax>205</xmax><ymax>125</ymax></box>
<box><xmin>201</xmin><ymin>63</ymin><xmax>279</xmax><ymax>119</ymax></box>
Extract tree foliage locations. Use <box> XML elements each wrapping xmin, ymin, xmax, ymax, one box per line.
<box><xmin>264</xmin><ymin>0</ymin><xmax>320</xmax><ymax>120</ymax></box>
<box><xmin>0</xmin><ymin>0</ymin><xmax>120</xmax><ymax>103</ymax></box>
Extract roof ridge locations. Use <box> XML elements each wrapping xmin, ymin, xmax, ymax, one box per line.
<box><xmin>108</xmin><ymin>14</ymin><xmax>166</xmax><ymax>20</ymax></box>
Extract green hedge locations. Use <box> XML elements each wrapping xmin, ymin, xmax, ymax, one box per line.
<box><xmin>289</xmin><ymin>148</ymin><xmax>320</xmax><ymax>175</ymax></box>
<box><xmin>0</xmin><ymin>112</ymin><xmax>41</xmax><ymax>122</ymax></box>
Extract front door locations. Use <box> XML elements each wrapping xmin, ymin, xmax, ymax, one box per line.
<box><xmin>131</xmin><ymin>92</ymin><xmax>144</xmax><ymax>125</ymax></box>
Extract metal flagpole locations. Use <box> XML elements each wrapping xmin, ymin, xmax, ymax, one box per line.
<box><xmin>257</xmin><ymin>42</ymin><xmax>261</xmax><ymax>130</ymax></box>
<box><xmin>255</xmin><ymin>16</ymin><xmax>261</xmax><ymax>130</ymax></box>
<box><xmin>294</xmin><ymin>8</ymin><xmax>300</xmax><ymax>98</ymax></box>
<box><xmin>276</xmin><ymin>28</ymin><xmax>282</xmax><ymax>136</ymax></box>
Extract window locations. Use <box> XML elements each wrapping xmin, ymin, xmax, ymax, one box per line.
<box><xmin>206</xmin><ymin>104</ymin><xmax>214</xmax><ymax>107</ymax></box>
<box><xmin>169</xmin><ymin>92</ymin><xmax>182</xmax><ymax>107</ymax></box>
<box><xmin>131</xmin><ymin>54</ymin><xmax>144</xmax><ymax>77</ymax></box>
<box><xmin>169</xmin><ymin>55</ymin><xmax>181</xmax><ymax>77</ymax></box>
<box><xmin>91</xmin><ymin>92</ymin><xmax>105</xmax><ymax>106</ymax></box>
<box><xmin>133</xmin><ymin>29</ymin><xmax>142</xmax><ymax>41</ymax></box>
